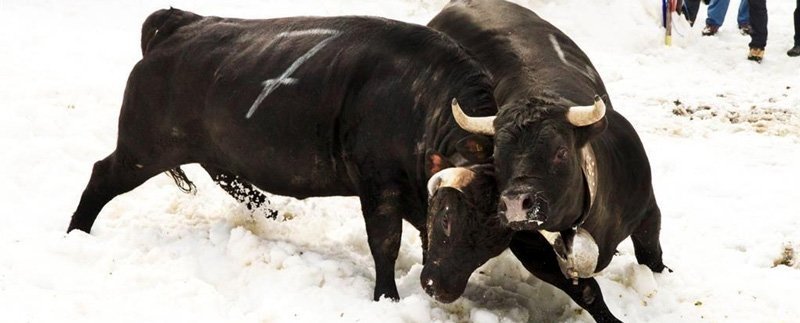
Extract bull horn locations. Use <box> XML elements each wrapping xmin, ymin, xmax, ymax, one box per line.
<box><xmin>451</xmin><ymin>98</ymin><xmax>496</xmax><ymax>136</ymax></box>
<box><xmin>427</xmin><ymin>167</ymin><xmax>475</xmax><ymax>197</ymax></box>
<box><xmin>566</xmin><ymin>95</ymin><xmax>606</xmax><ymax>127</ymax></box>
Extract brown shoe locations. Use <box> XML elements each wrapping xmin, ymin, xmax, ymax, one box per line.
<box><xmin>738</xmin><ymin>24</ymin><xmax>752</xmax><ymax>35</ymax></box>
<box><xmin>748</xmin><ymin>47</ymin><xmax>765</xmax><ymax>63</ymax></box>
<box><xmin>702</xmin><ymin>24</ymin><xmax>719</xmax><ymax>36</ymax></box>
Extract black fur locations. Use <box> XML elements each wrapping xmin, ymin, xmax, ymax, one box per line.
<box><xmin>68</xmin><ymin>8</ymin><xmax>498</xmax><ymax>302</ymax></box>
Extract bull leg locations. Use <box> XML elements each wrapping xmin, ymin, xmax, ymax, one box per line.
<box><xmin>631</xmin><ymin>205</ymin><xmax>668</xmax><ymax>273</ymax></box>
<box><xmin>201</xmin><ymin>165</ymin><xmax>278</xmax><ymax>219</ymax></box>
<box><xmin>68</xmin><ymin>150</ymin><xmax>179</xmax><ymax>233</ymax></box>
<box><xmin>358</xmin><ymin>184</ymin><xmax>405</xmax><ymax>301</ymax></box>
<box><xmin>509</xmin><ymin>231</ymin><xmax>621</xmax><ymax>323</ymax></box>
<box><xmin>420</xmin><ymin>229</ymin><xmax>429</xmax><ymax>265</ymax></box>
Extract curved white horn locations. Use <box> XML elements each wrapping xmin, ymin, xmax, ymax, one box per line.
<box><xmin>427</xmin><ymin>174</ymin><xmax>443</xmax><ymax>197</ymax></box>
<box><xmin>427</xmin><ymin>167</ymin><xmax>476</xmax><ymax>197</ymax></box>
<box><xmin>452</xmin><ymin>98</ymin><xmax>496</xmax><ymax>136</ymax></box>
<box><xmin>566</xmin><ymin>95</ymin><xmax>606</xmax><ymax>127</ymax></box>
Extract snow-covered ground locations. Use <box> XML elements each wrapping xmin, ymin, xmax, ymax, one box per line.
<box><xmin>1</xmin><ymin>0</ymin><xmax>798</xmax><ymax>322</ymax></box>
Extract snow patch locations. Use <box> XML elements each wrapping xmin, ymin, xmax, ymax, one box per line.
<box><xmin>1</xmin><ymin>0</ymin><xmax>799</xmax><ymax>322</ymax></box>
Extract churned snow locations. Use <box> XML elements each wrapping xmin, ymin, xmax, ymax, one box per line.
<box><xmin>1</xmin><ymin>0</ymin><xmax>798</xmax><ymax>322</ymax></box>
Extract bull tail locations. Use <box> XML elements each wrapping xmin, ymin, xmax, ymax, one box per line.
<box><xmin>140</xmin><ymin>7</ymin><xmax>203</xmax><ymax>55</ymax></box>
<box><xmin>166</xmin><ymin>167</ymin><xmax>197</xmax><ymax>194</ymax></box>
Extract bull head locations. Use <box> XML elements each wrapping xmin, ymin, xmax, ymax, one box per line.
<box><xmin>421</xmin><ymin>165</ymin><xmax>511</xmax><ymax>303</ymax></box>
<box><xmin>452</xmin><ymin>95</ymin><xmax>607</xmax><ymax>282</ymax></box>
<box><xmin>452</xmin><ymin>95</ymin><xmax>606</xmax><ymax>230</ymax></box>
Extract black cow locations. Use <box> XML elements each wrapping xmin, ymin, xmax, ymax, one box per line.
<box><xmin>421</xmin><ymin>163</ymin><xmax>510</xmax><ymax>303</ymax></box>
<box><xmin>424</xmin><ymin>0</ymin><xmax>667</xmax><ymax>321</ymax></box>
<box><xmin>67</xmin><ymin>8</ymin><xmax>499</xmax><ymax>301</ymax></box>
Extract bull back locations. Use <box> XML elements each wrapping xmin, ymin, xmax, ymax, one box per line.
<box><xmin>430</xmin><ymin>0</ymin><xmax>608</xmax><ymax>109</ymax></box>
<box><xmin>140</xmin><ymin>8</ymin><xmax>203</xmax><ymax>55</ymax></box>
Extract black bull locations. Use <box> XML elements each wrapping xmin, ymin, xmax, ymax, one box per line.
<box><xmin>423</xmin><ymin>0</ymin><xmax>667</xmax><ymax>322</ymax></box>
<box><xmin>67</xmin><ymin>8</ymin><xmax>500</xmax><ymax>301</ymax></box>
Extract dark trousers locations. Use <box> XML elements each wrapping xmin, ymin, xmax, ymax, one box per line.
<box><xmin>748</xmin><ymin>0</ymin><xmax>767</xmax><ymax>48</ymax></box>
<box><xmin>683</xmin><ymin>0</ymin><xmax>701</xmax><ymax>24</ymax></box>
<box><xmin>795</xmin><ymin>0</ymin><xmax>800</xmax><ymax>45</ymax></box>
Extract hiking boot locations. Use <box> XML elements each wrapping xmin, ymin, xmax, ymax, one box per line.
<box><xmin>788</xmin><ymin>45</ymin><xmax>800</xmax><ymax>57</ymax></box>
<box><xmin>748</xmin><ymin>47</ymin><xmax>765</xmax><ymax>63</ymax></box>
<box><xmin>702</xmin><ymin>24</ymin><xmax>719</xmax><ymax>36</ymax></box>
<box><xmin>738</xmin><ymin>24</ymin><xmax>752</xmax><ymax>35</ymax></box>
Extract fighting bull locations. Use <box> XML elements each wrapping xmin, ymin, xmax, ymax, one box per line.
<box><xmin>423</xmin><ymin>0</ymin><xmax>667</xmax><ymax>321</ymax></box>
<box><xmin>68</xmin><ymin>8</ymin><xmax>499</xmax><ymax>301</ymax></box>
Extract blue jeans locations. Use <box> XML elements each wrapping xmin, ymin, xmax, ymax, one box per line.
<box><xmin>706</xmin><ymin>0</ymin><xmax>750</xmax><ymax>27</ymax></box>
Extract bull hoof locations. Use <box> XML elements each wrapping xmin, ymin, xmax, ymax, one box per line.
<box><xmin>66</xmin><ymin>225</ymin><xmax>90</xmax><ymax>234</ymax></box>
<box><xmin>645</xmin><ymin>261</ymin><xmax>669</xmax><ymax>273</ymax></box>
<box><xmin>373</xmin><ymin>289</ymin><xmax>400</xmax><ymax>302</ymax></box>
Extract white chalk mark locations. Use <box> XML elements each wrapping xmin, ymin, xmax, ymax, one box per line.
<box><xmin>276</xmin><ymin>29</ymin><xmax>340</xmax><ymax>38</ymax></box>
<box><xmin>549</xmin><ymin>34</ymin><xmax>600</xmax><ymax>84</ymax></box>
<box><xmin>581</xmin><ymin>145</ymin><xmax>598</xmax><ymax>208</ymax></box>
<box><xmin>246</xmin><ymin>29</ymin><xmax>342</xmax><ymax>119</ymax></box>
<box><xmin>549</xmin><ymin>34</ymin><xmax>568</xmax><ymax>65</ymax></box>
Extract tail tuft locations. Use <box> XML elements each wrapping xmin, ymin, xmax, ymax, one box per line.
<box><xmin>166</xmin><ymin>167</ymin><xmax>196</xmax><ymax>194</ymax></box>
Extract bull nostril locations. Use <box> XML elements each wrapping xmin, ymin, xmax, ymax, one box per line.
<box><xmin>498</xmin><ymin>199</ymin><xmax>508</xmax><ymax>212</ymax></box>
<box><xmin>521</xmin><ymin>195</ymin><xmax>533</xmax><ymax>211</ymax></box>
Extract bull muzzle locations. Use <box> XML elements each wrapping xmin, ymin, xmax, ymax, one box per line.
<box><xmin>498</xmin><ymin>191</ymin><xmax>548</xmax><ymax>230</ymax></box>
<box><xmin>421</xmin><ymin>265</ymin><xmax>468</xmax><ymax>304</ymax></box>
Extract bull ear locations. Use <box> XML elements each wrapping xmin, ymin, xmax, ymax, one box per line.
<box><xmin>426</xmin><ymin>151</ymin><xmax>454</xmax><ymax>177</ymax></box>
<box><xmin>455</xmin><ymin>135</ymin><xmax>494</xmax><ymax>164</ymax></box>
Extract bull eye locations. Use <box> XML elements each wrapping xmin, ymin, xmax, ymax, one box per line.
<box><xmin>441</xmin><ymin>211</ymin><xmax>451</xmax><ymax>237</ymax></box>
<box><xmin>554</xmin><ymin>146</ymin><xmax>569</xmax><ymax>163</ymax></box>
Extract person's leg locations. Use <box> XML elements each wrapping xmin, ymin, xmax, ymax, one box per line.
<box><xmin>747</xmin><ymin>0</ymin><xmax>767</xmax><ymax>62</ymax></box>
<box><xmin>683</xmin><ymin>0</ymin><xmax>702</xmax><ymax>25</ymax></box>
<box><xmin>747</xmin><ymin>0</ymin><xmax>767</xmax><ymax>49</ymax></box>
<box><xmin>737</xmin><ymin>0</ymin><xmax>750</xmax><ymax>26</ymax></box>
<box><xmin>795</xmin><ymin>0</ymin><xmax>800</xmax><ymax>45</ymax></box>
<box><xmin>789</xmin><ymin>0</ymin><xmax>800</xmax><ymax>56</ymax></box>
<box><xmin>706</xmin><ymin>0</ymin><xmax>731</xmax><ymax>26</ymax></box>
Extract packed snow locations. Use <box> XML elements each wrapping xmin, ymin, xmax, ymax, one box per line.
<box><xmin>1</xmin><ymin>0</ymin><xmax>798</xmax><ymax>322</ymax></box>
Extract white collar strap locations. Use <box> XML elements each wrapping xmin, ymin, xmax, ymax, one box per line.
<box><xmin>581</xmin><ymin>144</ymin><xmax>597</xmax><ymax>209</ymax></box>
